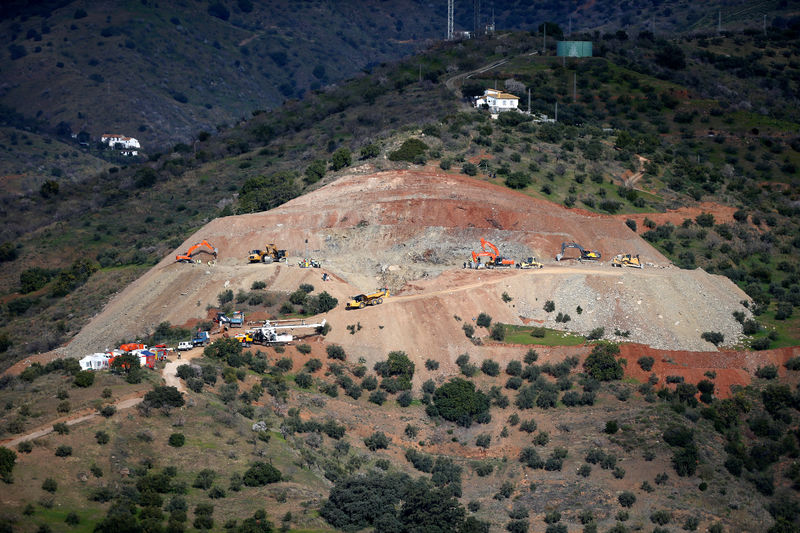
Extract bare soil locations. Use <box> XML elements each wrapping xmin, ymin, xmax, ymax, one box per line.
<box><xmin>30</xmin><ymin>169</ymin><xmax>755</xmax><ymax>385</ymax></box>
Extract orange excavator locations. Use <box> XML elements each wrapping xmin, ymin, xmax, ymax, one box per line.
<box><xmin>469</xmin><ymin>238</ymin><xmax>515</xmax><ymax>268</ymax></box>
<box><xmin>176</xmin><ymin>240</ymin><xmax>218</xmax><ymax>263</ymax></box>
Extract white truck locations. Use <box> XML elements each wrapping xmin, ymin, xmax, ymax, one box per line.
<box><xmin>177</xmin><ymin>341</ymin><xmax>193</xmax><ymax>351</ymax></box>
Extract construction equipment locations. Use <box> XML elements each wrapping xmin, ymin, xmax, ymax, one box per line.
<box><xmin>249</xmin><ymin>318</ymin><xmax>327</xmax><ymax>345</ymax></box>
<box><xmin>611</xmin><ymin>254</ymin><xmax>643</xmax><ymax>269</ymax></box>
<box><xmin>468</xmin><ymin>238</ymin><xmax>515</xmax><ymax>268</ymax></box>
<box><xmin>192</xmin><ymin>330</ymin><xmax>210</xmax><ymax>347</ymax></box>
<box><xmin>234</xmin><ymin>332</ymin><xmax>253</xmax><ymax>346</ymax></box>
<box><xmin>298</xmin><ymin>258</ymin><xmax>321</xmax><ymax>268</ymax></box>
<box><xmin>230</xmin><ymin>311</ymin><xmax>244</xmax><ymax>327</ymax></box>
<box><xmin>176</xmin><ymin>240</ymin><xmax>218</xmax><ymax>263</ymax></box>
<box><xmin>214</xmin><ymin>312</ymin><xmax>231</xmax><ymax>325</ymax></box>
<box><xmin>346</xmin><ymin>288</ymin><xmax>389</xmax><ymax>309</ymax></box>
<box><xmin>248</xmin><ymin>244</ymin><xmax>286</xmax><ymax>264</ymax></box>
<box><xmin>517</xmin><ymin>257</ymin><xmax>544</xmax><ymax>269</ymax></box>
<box><xmin>555</xmin><ymin>242</ymin><xmax>601</xmax><ymax>262</ymax></box>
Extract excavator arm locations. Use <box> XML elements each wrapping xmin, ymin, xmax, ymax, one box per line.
<box><xmin>176</xmin><ymin>239</ymin><xmax>218</xmax><ymax>262</ymax></box>
<box><xmin>480</xmin><ymin>238</ymin><xmax>501</xmax><ymax>258</ymax></box>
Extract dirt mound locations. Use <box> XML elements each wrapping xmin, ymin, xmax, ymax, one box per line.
<box><xmin>56</xmin><ymin>169</ymin><xmax>753</xmax><ymax>376</ymax></box>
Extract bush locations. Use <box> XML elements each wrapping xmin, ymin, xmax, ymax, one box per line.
<box><xmin>544</xmin><ymin>300</ymin><xmax>555</xmax><ymax>312</ymax></box>
<box><xmin>53</xmin><ymin>422</ymin><xmax>69</xmax><ymax>435</ymax></box>
<box><xmin>388</xmin><ymin>138</ymin><xmax>428</xmax><ymax>162</ymax></box>
<box><xmin>637</xmin><ymin>356</ymin><xmax>654</xmax><ymax>371</ymax></box>
<box><xmin>295</xmin><ymin>373</ymin><xmax>313</xmax><ymax>388</ymax></box>
<box><xmin>95</xmin><ymin>431</ymin><xmax>109</xmax><ymax>445</ymax></box>
<box><xmin>326</xmin><ymin>345</ymin><xmax>346</xmax><ymax>360</ymax></box>
<box><xmin>73</xmin><ymin>370</ymin><xmax>95</xmax><ymax>388</ymax></box>
<box><xmin>432</xmin><ymin>378</ymin><xmax>490</xmax><ymax>427</ymax></box>
<box><xmin>604</xmin><ymin>420</ymin><xmax>619</xmax><ymax>434</ymax></box>
<box><xmin>476</xmin><ymin>313</ymin><xmax>492</xmax><ymax>328</ymax></box>
<box><xmin>364</xmin><ymin>431</ymin><xmax>389</xmax><ymax>451</ymax></box>
<box><xmin>144</xmin><ymin>386</ymin><xmax>184</xmax><ymax>408</ymax></box>
<box><xmin>168</xmin><ymin>433</ymin><xmax>185</xmax><ymax>447</ymax></box>
<box><xmin>55</xmin><ymin>445</ymin><xmax>72</xmax><ymax>457</ymax></box>
<box><xmin>42</xmin><ymin>477</ymin><xmax>58</xmax><ymax>493</ymax></box>
<box><xmin>650</xmin><ymin>510</ymin><xmax>672</xmax><ymax>525</ymax></box>
<box><xmin>243</xmin><ymin>462</ymin><xmax>281</xmax><ymax>486</ymax></box>
<box><xmin>586</xmin><ymin>327</ymin><xmax>605</xmax><ymax>341</ymax></box>
<box><xmin>490</xmin><ymin>323</ymin><xmax>505</xmax><ymax>341</ymax></box>
<box><xmin>425</xmin><ymin>359</ymin><xmax>439</xmax><ymax>370</ymax></box>
<box><xmin>701</xmin><ymin>331</ymin><xmax>724</xmax><ymax>346</ymax></box>
<box><xmin>755</xmin><ymin>365</ymin><xmax>778</xmax><ymax>380</ymax></box>
<box><xmin>583</xmin><ymin>343</ymin><xmax>622</xmax><ymax>381</ymax></box>
<box><xmin>475</xmin><ymin>434</ymin><xmax>491</xmax><ymax>449</ymax></box>
<box><xmin>481</xmin><ymin>359</ymin><xmax>500</xmax><ymax>376</ymax></box>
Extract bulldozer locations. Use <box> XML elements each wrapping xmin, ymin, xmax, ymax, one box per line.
<box><xmin>611</xmin><ymin>254</ymin><xmax>643</xmax><ymax>269</ymax></box>
<box><xmin>176</xmin><ymin>240</ymin><xmax>218</xmax><ymax>263</ymax></box>
<box><xmin>346</xmin><ymin>288</ymin><xmax>389</xmax><ymax>310</ymax></box>
<box><xmin>248</xmin><ymin>244</ymin><xmax>286</xmax><ymax>264</ymax></box>
<box><xmin>517</xmin><ymin>257</ymin><xmax>544</xmax><ymax>269</ymax></box>
<box><xmin>555</xmin><ymin>242</ymin><xmax>601</xmax><ymax>262</ymax></box>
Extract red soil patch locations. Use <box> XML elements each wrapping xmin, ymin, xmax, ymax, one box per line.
<box><xmin>621</xmin><ymin>344</ymin><xmax>800</xmax><ymax>398</ymax></box>
<box><xmin>617</xmin><ymin>202</ymin><xmax>740</xmax><ymax>234</ymax></box>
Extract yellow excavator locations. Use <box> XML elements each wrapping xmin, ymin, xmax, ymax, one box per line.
<box><xmin>611</xmin><ymin>254</ymin><xmax>643</xmax><ymax>269</ymax></box>
<box><xmin>248</xmin><ymin>244</ymin><xmax>286</xmax><ymax>264</ymax></box>
<box><xmin>555</xmin><ymin>242</ymin><xmax>601</xmax><ymax>262</ymax></box>
<box><xmin>517</xmin><ymin>257</ymin><xmax>544</xmax><ymax>269</ymax></box>
<box><xmin>346</xmin><ymin>288</ymin><xmax>389</xmax><ymax>310</ymax></box>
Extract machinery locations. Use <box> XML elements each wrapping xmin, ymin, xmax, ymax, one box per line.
<box><xmin>611</xmin><ymin>254</ymin><xmax>643</xmax><ymax>269</ymax></box>
<box><xmin>249</xmin><ymin>318</ymin><xmax>327</xmax><ymax>345</ymax></box>
<box><xmin>517</xmin><ymin>257</ymin><xmax>544</xmax><ymax>269</ymax></box>
<box><xmin>346</xmin><ymin>288</ymin><xmax>389</xmax><ymax>309</ymax></box>
<box><xmin>248</xmin><ymin>244</ymin><xmax>286</xmax><ymax>264</ymax></box>
<box><xmin>214</xmin><ymin>312</ymin><xmax>231</xmax><ymax>325</ymax></box>
<box><xmin>467</xmin><ymin>238</ymin><xmax>515</xmax><ymax>268</ymax></box>
<box><xmin>176</xmin><ymin>240</ymin><xmax>218</xmax><ymax>263</ymax></box>
<box><xmin>234</xmin><ymin>333</ymin><xmax>253</xmax><ymax>346</ymax></box>
<box><xmin>298</xmin><ymin>258</ymin><xmax>321</xmax><ymax>268</ymax></box>
<box><xmin>192</xmin><ymin>330</ymin><xmax>210</xmax><ymax>347</ymax></box>
<box><xmin>555</xmin><ymin>242</ymin><xmax>601</xmax><ymax>262</ymax></box>
<box><xmin>230</xmin><ymin>311</ymin><xmax>244</xmax><ymax>327</ymax></box>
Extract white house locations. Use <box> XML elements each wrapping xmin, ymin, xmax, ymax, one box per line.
<box><xmin>101</xmin><ymin>134</ymin><xmax>141</xmax><ymax>156</ymax></box>
<box><xmin>474</xmin><ymin>89</ymin><xmax>519</xmax><ymax>113</ymax></box>
<box><xmin>79</xmin><ymin>352</ymin><xmax>113</xmax><ymax>370</ymax></box>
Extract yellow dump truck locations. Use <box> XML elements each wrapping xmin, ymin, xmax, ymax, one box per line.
<box><xmin>346</xmin><ymin>288</ymin><xmax>389</xmax><ymax>309</ymax></box>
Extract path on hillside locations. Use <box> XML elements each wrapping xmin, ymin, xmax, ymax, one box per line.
<box><xmin>0</xmin><ymin>393</ymin><xmax>144</xmax><ymax>448</ymax></box>
<box><xmin>389</xmin><ymin>263</ymin><xmax>667</xmax><ymax>303</ymax></box>
<box><xmin>163</xmin><ymin>349</ymin><xmax>205</xmax><ymax>393</ymax></box>
<box><xmin>445</xmin><ymin>58</ymin><xmax>510</xmax><ymax>92</ymax></box>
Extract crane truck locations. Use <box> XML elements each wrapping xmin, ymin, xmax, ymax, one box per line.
<box><xmin>248</xmin><ymin>318</ymin><xmax>327</xmax><ymax>345</ymax></box>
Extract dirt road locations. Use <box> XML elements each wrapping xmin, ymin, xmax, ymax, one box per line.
<box><xmin>163</xmin><ymin>349</ymin><xmax>204</xmax><ymax>393</ymax></box>
<box><xmin>0</xmin><ymin>393</ymin><xmax>144</xmax><ymax>448</ymax></box>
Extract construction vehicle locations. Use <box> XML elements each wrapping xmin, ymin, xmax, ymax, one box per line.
<box><xmin>467</xmin><ymin>238</ymin><xmax>515</xmax><ymax>268</ymax></box>
<box><xmin>611</xmin><ymin>253</ymin><xmax>643</xmax><ymax>269</ymax></box>
<box><xmin>214</xmin><ymin>312</ymin><xmax>231</xmax><ymax>325</ymax></box>
<box><xmin>234</xmin><ymin>333</ymin><xmax>253</xmax><ymax>346</ymax></box>
<box><xmin>249</xmin><ymin>318</ymin><xmax>327</xmax><ymax>345</ymax></box>
<box><xmin>555</xmin><ymin>242</ymin><xmax>601</xmax><ymax>262</ymax></box>
<box><xmin>248</xmin><ymin>244</ymin><xmax>286</xmax><ymax>264</ymax></box>
<box><xmin>298</xmin><ymin>258</ymin><xmax>321</xmax><ymax>268</ymax></box>
<box><xmin>192</xmin><ymin>330</ymin><xmax>210</xmax><ymax>347</ymax></box>
<box><xmin>230</xmin><ymin>311</ymin><xmax>244</xmax><ymax>327</ymax></box>
<box><xmin>176</xmin><ymin>240</ymin><xmax>218</xmax><ymax>263</ymax></box>
<box><xmin>346</xmin><ymin>288</ymin><xmax>389</xmax><ymax>309</ymax></box>
<box><xmin>517</xmin><ymin>257</ymin><xmax>544</xmax><ymax>269</ymax></box>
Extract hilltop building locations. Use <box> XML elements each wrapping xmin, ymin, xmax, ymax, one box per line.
<box><xmin>101</xmin><ymin>134</ymin><xmax>141</xmax><ymax>156</ymax></box>
<box><xmin>474</xmin><ymin>89</ymin><xmax>519</xmax><ymax>113</ymax></box>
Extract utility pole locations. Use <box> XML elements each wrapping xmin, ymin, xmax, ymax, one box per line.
<box><xmin>473</xmin><ymin>0</ymin><xmax>480</xmax><ymax>37</ymax></box>
<box><xmin>568</xmin><ymin>15</ymin><xmax>572</xmax><ymax>37</ymax></box>
<box><xmin>763</xmin><ymin>14</ymin><xmax>767</xmax><ymax>37</ymax></box>
<box><xmin>447</xmin><ymin>0</ymin><xmax>454</xmax><ymax>40</ymax></box>
<box><xmin>555</xmin><ymin>101</ymin><xmax>558</xmax><ymax>122</ymax></box>
<box><xmin>542</xmin><ymin>23</ymin><xmax>546</xmax><ymax>54</ymax></box>
<box><xmin>717</xmin><ymin>10</ymin><xmax>722</xmax><ymax>34</ymax></box>
<box><xmin>573</xmin><ymin>73</ymin><xmax>577</xmax><ymax>103</ymax></box>
<box><xmin>528</xmin><ymin>88</ymin><xmax>531</xmax><ymax>114</ymax></box>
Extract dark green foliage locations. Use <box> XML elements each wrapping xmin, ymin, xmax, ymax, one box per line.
<box><xmin>73</xmin><ymin>370</ymin><xmax>95</xmax><ymax>387</ymax></box>
<box><xmin>389</xmin><ymin>138</ymin><xmax>428</xmax><ymax>162</ymax></box>
<box><xmin>295</xmin><ymin>373</ymin><xmax>312</xmax><ymax>388</ymax></box>
<box><xmin>605</xmin><ymin>420</ymin><xmax>619</xmax><ymax>434</ymax></box>
<box><xmin>50</xmin><ymin>258</ymin><xmax>98</xmax><ymax>297</ymax></box>
<box><xmin>476</xmin><ymin>313</ymin><xmax>491</xmax><ymax>328</ymax></box>
<box><xmin>55</xmin><ymin>445</ymin><xmax>72</xmax><ymax>457</ymax></box>
<box><xmin>304</xmin><ymin>159</ymin><xmax>326</xmax><ymax>184</ymax></box>
<box><xmin>431</xmin><ymin>378</ymin><xmax>490</xmax><ymax>427</ymax></box>
<box><xmin>618</xmin><ymin>491</ymin><xmax>636</xmax><ymax>507</ymax></box>
<box><xmin>586</xmin><ymin>327</ymin><xmax>605</xmax><ymax>340</ymax></box>
<box><xmin>0</xmin><ymin>447</ymin><xmax>16</xmax><ymax>483</ymax></box>
<box><xmin>143</xmin><ymin>386</ymin><xmax>184</xmax><ymax>408</ymax></box>
<box><xmin>364</xmin><ymin>431</ymin><xmax>389</xmax><ymax>451</ymax></box>
<box><xmin>462</xmin><ymin>162</ymin><xmax>478</xmax><ymax>176</ymax></box>
<box><xmin>583</xmin><ymin>343</ymin><xmax>622</xmax><ymax>381</ymax></box>
<box><xmin>168</xmin><ymin>433</ymin><xmax>185</xmax><ymax>447</ymax></box>
<box><xmin>481</xmin><ymin>359</ymin><xmax>500</xmax><ymax>376</ymax></box>
<box><xmin>519</xmin><ymin>447</ymin><xmax>544</xmax><ymax>469</ymax></box>
<box><xmin>331</xmin><ymin>148</ymin><xmax>352</xmax><ymax>170</ymax></box>
<box><xmin>506</xmin><ymin>360</ymin><xmax>522</xmax><ymax>376</ymax></box>
<box><xmin>327</xmin><ymin>344</ymin><xmax>346</xmax><ymax>360</ymax></box>
<box><xmin>650</xmin><ymin>510</ymin><xmax>672</xmax><ymax>525</ymax></box>
<box><xmin>238</xmin><ymin>172</ymin><xmax>300</xmax><ymax>213</ymax></box>
<box><xmin>425</xmin><ymin>359</ymin><xmax>439</xmax><ymax>371</ymax></box>
<box><xmin>701</xmin><ymin>331</ymin><xmax>724</xmax><ymax>346</ymax></box>
<box><xmin>755</xmin><ymin>365</ymin><xmax>778</xmax><ymax>380</ymax></box>
<box><xmin>207</xmin><ymin>2</ymin><xmax>230</xmax><ymax>20</ymax></box>
<box><xmin>637</xmin><ymin>356</ymin><xmax>654</xmax><ymax>371</ymax></box>
<box><xmin>405</xmin><ymin>449</ymin><xmax>434</xmax><ymax>473</ymax></box>
<box><xmin>397</xmin><ymin>391</ymin><xmax>413</xmax><ymax>407</ymax></box>
<box><xmin>19</xmin><ymin>267</ymin><xmax>56</xmax><ymax>294</ymax></box>
<box><xmin>243</xmin><ymin>462</ymin><xmax>281</xmax><ymax>486</ymax></box>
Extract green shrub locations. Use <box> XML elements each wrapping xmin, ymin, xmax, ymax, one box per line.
<box><xmin>476</xmin><ymin>313</ymin><xmax>491</xmax><ymax>328</ymax></box>
<box><xmin>73</xmin><ymin>370</ymin><xmax>95</xmax><ymax>388</ymax></box>
<box><xmin>55</xmin><ymin>445</ymin><xmax>72</xmax><ymax>457</ymax></box>
<box><xmin>168</xmin><ymin>433</ymin><xmax>185</xmax><ymax>447</ymax></box>
<box><xmin>583</xmin><ymin>343</ymin><xmax>622</xmax><ymax>381</ymax></box>
<box><xmin>586</xmin><ymin>327</ymin><xmax>605</xmax><ymax>340</ymax></box>
<box><xmin>388</xmin><ymin>138</ymin><xmax>428</xmax><ymax>162</ymax></box>
<box><xmin>364</xmin><ymin>431</ymin><xmax>389</xmax><ymax>451</ymax></box>
<box><xmin>637</xmin><ymin>356</ymin><xmax>654</xmax><ymax>371</ymax></box>
<box><xmin>701</xmin><ymin>331</ymin><xmax>724</xmax><ymax>346</ymax></box>
<box><xmin>431</xmin><ymin>378</ymin><xmax>490</xmax><ymax>427</ymax></box>
<box><xmin>327</xmin><ymin>345</ymin><xmax>346</xmax><ymax>360</ymax></box>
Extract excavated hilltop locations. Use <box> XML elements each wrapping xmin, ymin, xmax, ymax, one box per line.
<box><xmin>60</xmin><ymin>168</ymin><xmax>752</xmax><ymax>374</ymax></box>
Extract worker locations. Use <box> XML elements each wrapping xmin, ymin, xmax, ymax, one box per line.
<box><xmin>322</xmin><ymin>272</ymin><xmax>328</xmax><ymax>281</ymax></box>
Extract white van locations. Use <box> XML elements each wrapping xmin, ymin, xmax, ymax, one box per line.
<box><xmin>177</xmin><ymin>341</ymin><xmax>193</xmax><ymax>351</ymax></box>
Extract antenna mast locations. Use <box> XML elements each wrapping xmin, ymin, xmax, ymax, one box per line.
<box><xmin>447</xmin><ymin>0</ymin><xmax>454</xmax><ymax>40</ymax></box>
<box><xmin>473</xmin><ymin>0</ymin><xmax>480</xmax><ymax>37</ymax></box>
